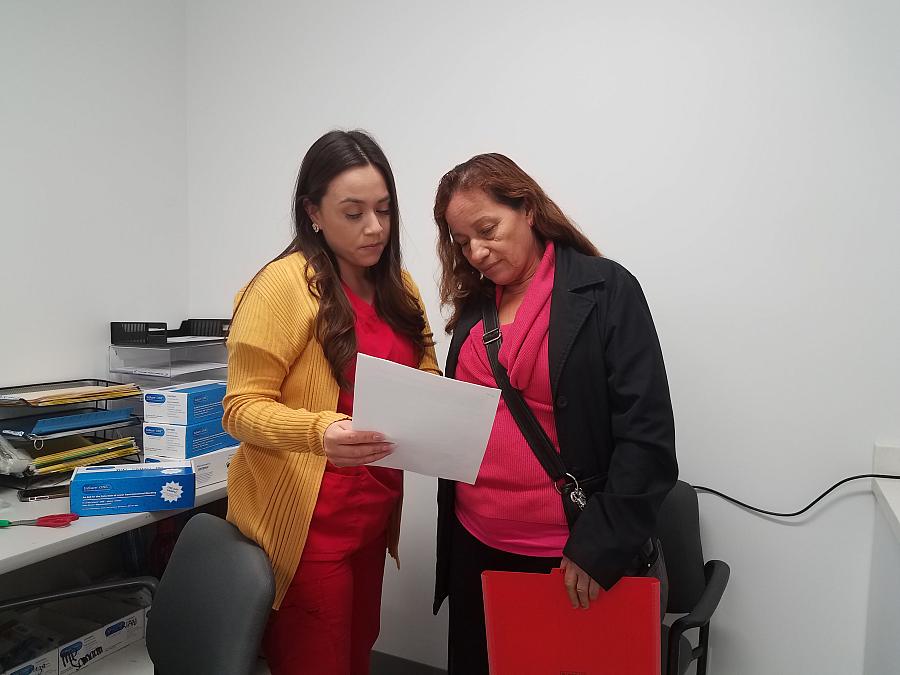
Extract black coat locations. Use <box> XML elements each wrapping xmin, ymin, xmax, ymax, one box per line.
<box><xmin>433</xmin><ymin>244</ymin><xmax>678</xmax><ymax>614</ymax></box>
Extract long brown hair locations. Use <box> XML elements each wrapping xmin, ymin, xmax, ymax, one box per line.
<box><xmin>235</xmin><ymin>130</ymin><xmax>430</xmax><ymax>388</ymax></box>
<box><xmin>433</xmin><ymin>153</ymin><xmax>600</xmax><ymax>333</ymax></box>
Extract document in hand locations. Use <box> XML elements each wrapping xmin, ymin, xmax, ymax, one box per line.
<box><xmin>482</xmin><ymin>569</ymin><xmax>661</xmax><ymax>675</ymax></box>
<box><xmin>352</xmin><ymin>354</ymin><xmax>500</xmax><ymax>484</ymax></box>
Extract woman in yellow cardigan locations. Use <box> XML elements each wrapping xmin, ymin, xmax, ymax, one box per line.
<box><xmin>223</xmin><ymin>130</ymin><xmax>439</xmax><ymax>675</ymax></box>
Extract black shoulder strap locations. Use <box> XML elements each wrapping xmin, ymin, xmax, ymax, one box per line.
<box><xmin>481</xmin><ymin>296</ymin><xmax>569</xmax><ymax>484</ymax></box>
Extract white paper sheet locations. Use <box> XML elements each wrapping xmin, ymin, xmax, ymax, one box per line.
<box><xmin>352</xmin><ymin>354</ymin><xmax>500</xmax><ymax>484</ymax></box>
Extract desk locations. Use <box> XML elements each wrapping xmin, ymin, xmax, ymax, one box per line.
<box><xmin>0</xmin><ymin>482</ymin><xmax>227</xmax><ymax>575</ymax></box>
<box><xmin>0</xmin><ymin>480</ymin><xmax>272</xmax><ymax>675</ymax></box>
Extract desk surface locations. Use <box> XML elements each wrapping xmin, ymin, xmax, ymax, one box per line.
<box><xmin>0</xmin><ymin>482</ymin><xmax>227</xmax><ymax>576</ymax></box>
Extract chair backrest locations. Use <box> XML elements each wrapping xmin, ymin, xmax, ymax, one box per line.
<box><xmin>146</xmin><ymin>513</ymin><xmax>275</xmax><ymax>675</ymax></box>
<box><xmin>655</xmin><ymin>480</ymin><xmax>707</xmax><ymax>614</ymax></box>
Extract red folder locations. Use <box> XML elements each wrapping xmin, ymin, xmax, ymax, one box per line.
<box><xmin>482</xmin><ymin>568</ymin><xmax>660</xmax><ymax>675</ymax></box>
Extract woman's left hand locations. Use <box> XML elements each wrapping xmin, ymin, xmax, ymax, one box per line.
<box><xmin>561</xmin><ymin>555</ymin><xmax>600</xmax><ymax>609</ymax></box>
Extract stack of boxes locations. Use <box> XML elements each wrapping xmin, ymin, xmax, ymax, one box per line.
<box><xmin>141</xmin><ymin>380</ymin><xmax>238</xmax><ymax>488</ymax></box>
<box><xmin>0</xmin><ymin>588</ymin><xmax>150</xmax><ymax>675</ymax></box>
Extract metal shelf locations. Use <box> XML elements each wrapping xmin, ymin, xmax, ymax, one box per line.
<box><xmin>109</xmin><ymin>361</ymin><xmax>227</xmax><ymax>378</ymax></box>
<box><xmin>0</xmin><ymin>379</ymin><xmax>141</xmax><ymax>410</ymax></box>
<box><xmin>0</xmin><ymin>380</ymin><xmax>144</xmax><ymax>456</ymax></box>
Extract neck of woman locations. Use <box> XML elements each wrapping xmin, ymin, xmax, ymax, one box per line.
<box><xmin>339</xmin><ymin>263</ymin><xmax>375</xmax><ymax>304</ymax></box>
<box><xmin>502</xmin><ymin>240</ymin><xmax>546</xmax><ymax>297</ymax></box>
<box><xmin>503</xmin><ymin>275</ymin><xmax>535</xmax><ymax>299</ymax></box>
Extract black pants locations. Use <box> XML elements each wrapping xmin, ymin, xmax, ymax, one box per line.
<box><xmin>446</xmin><ymin>515</ymin><xmax>669</xmax><ymax>675</ymax></box>
<box><xmin>447</xmin><ymin>516</ymin><xmax>561</xmax><ymax>675</ymax></box>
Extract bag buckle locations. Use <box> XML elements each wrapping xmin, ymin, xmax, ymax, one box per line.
<box><xmin>569</xmin><ymin>487</ymin><xmax>587</xmax><ymax>510</ymax></box>
<box><xmin>482</xmin><ymin>327</ymin><xmax>502</xmax><ymax>346</ymax></box>
<box><xmin>554</xmin><ymin>473</ymin><xmax>587</xmax><ymax>510</ymax></box>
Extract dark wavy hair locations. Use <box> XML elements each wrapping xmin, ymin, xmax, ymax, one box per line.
<box><xmin>434</xmin><ymin>153</ymin><xmax>600</xmax><ymax>333</ymax></box>
<box><xmin>235</xmin><ymin>130</ymin><xmax>430</xmax><ymax>388</ymax></box>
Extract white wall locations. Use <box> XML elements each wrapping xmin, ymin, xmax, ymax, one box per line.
<box><xmin>0</xmin><ymin>1</ymin><xmax>188</xmax><ymax>386</ymax></box>
<box><xmin>186</xmin><ymin>2</ymin><xmax>900</xmax><ymax>672</ymax></box>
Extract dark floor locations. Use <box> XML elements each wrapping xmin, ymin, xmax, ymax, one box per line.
<box><xmin>371</xmin><ymin>651</ymin><xmax>446</xmax><ymax>675</ymax></box>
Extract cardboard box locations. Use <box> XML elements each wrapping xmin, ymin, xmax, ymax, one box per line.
<box><xmin>69</xmin><ymin>462</ymin><xmax>195</xmax><ymax>516</ymax></box>
<box><xmin>142</xmin><ymin>418</ymin><xmax>237</xmax><ymax>460</ymax></box>
<box><xmin>142</xmin><ymin>380</ymin><xmax>227</xmax><ymax>425</ymax></box>
<box><xmin>0</xmin><ymin>592</ymin><xmax>150</xmax><ymax>675</ymax></box>
<box><xmin>2</xmin><ymin>653</ymin><xmax>57</xmax><ymax>675</ymax></box>
<box><xmin>0</xmin><ymin>606</ymin><xmax>99</xmax><ymax>675</ymax></box>
<box><xmin>56</xmin><ymin>606</ymin><xmax>146</xmax><ymax>675</ymax></box>
<box><xmin>146</xmin><ymin>444</ymin><xmax>237</xmax><ymax>488</ymax></box>
<box><xmin>0</xmin><ymin>607</ymin><xmax>81</xmax><ymax>675</ymax></box>
<box><xmin>190</xmin><ymin>444</ymin><xmax>237</xmax><ymax>487</ymax></box>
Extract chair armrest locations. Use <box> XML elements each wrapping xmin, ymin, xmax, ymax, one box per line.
<box><xmin>668</xmin><ymin>560</ymin><xmax>730</xmax><ymax>638</ymax></box>
<box><xmin>666</xmin><ymin>560</ymin><xmax>730</xmax><ymax>674</ymax></box>
<box><xmin>0</xmin><ymin>576</ymin><xmax>158</xmax><ymax>613</ymax></box>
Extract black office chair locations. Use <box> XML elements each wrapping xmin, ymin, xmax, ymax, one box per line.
<box><xmin>146</xmin><ymin>512</ymin><xmax>275</xmax><ymax>675</ymax></box>
<box><xmin>0</xmin><ymin>513</ymin><xmax>274</xmax><ymax>675</ymax></box>
<box><xmin>657</xmin><ymin>480</ymin><xmax>730</xmax><ymax>675</ymax></box>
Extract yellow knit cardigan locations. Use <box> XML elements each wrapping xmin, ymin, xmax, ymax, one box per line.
<box><xmin>222</xmin><ymin>253</ymin><xmax>440</xmax><ymax>609</ymax></box>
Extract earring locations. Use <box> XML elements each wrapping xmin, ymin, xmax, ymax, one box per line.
<box><xmin>312</xmin><ymin>222</ymin><xmax>320</xmax><ymax>233</ymax></box>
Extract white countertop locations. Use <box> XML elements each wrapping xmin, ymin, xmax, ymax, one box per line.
<box><xmin>0</xmin><ymin>482</ymin><xmax>227</xmax><ymax>575</ymax></box>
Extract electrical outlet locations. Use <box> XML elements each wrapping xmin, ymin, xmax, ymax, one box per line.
<box><xmin>873</xmin><ymin>442</ymin><xmax>900</xmax><ymax>474</ymax></box>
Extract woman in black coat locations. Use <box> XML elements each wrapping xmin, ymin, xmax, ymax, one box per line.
<box><xmin>431</xmin><ymin>153</ymin><xmax>678</xmax><ymax>674</ymax></box>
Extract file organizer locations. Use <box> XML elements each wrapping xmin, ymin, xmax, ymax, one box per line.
<box><xmin>1</xmin><ymin>408</ymin><xmax>136</xmax><ymax>441</ymax></box>
<box><xmin>110</xmin><ymin>319</ymin><xmax>230</xmax><ymax>346</ymax></box>
<box><xmin>0</xmin><ymin>379</ymin><xmax>142</xmax><ymax>487</ymax></box>
<box><xmin>39</xmin><ymin>408</ymin><xmax>132</xmax><ymax>436</ymax></box>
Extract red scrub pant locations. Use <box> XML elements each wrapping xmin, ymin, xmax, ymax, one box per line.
<box><xmin>263</xmin><ymin>465</ymin><xmax>401</xmax><ymax>675</ymax></box>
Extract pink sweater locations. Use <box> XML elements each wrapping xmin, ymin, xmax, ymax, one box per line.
<box><xmin>455</xmin><ymin>243</ymin><xmax>568</xmax><ymax>557</ymax></box>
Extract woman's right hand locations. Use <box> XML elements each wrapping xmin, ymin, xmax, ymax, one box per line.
<box><xmin>323</xmin><ymin>420</ymin><xmax>394</xmax><ymax>467</ymax></box>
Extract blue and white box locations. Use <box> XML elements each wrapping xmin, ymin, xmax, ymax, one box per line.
<box><xmin>142</xmin><ymin>380</ymin><xmax>227</xmax><ymax>425</ymax></box>
<box><xmin>145</xmin><ymin>444</ymin><xmax>238</xmax><ymax>488</ymax></box>
<box><xmin>69</xmin><ymin>462</ymin><xmax>195</xmax><ymax>516</ymax></box>
<box><xmin>142</xmin><ymin>418</ymin><xmax>237</xmax><ymax>460</ymax></box>
<box><xmin>57</xmin><ymin>606</ymin><xmax>146</xmax><ymax>675</ymax></box>
<box><xmin>190</xmin><ymin>444</ymin><xmax>238</xmax><ymax>487</ymax></box>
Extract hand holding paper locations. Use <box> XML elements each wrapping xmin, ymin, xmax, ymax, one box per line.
<box><xmin>351</xmin><ymin>354</ymin><xmax>500</xmax><ymax>484</ymax></box>
<box><xmin>323</xmin><ymin>419</ymin><xmax>395</xmax><ymax>467</ymax></box>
